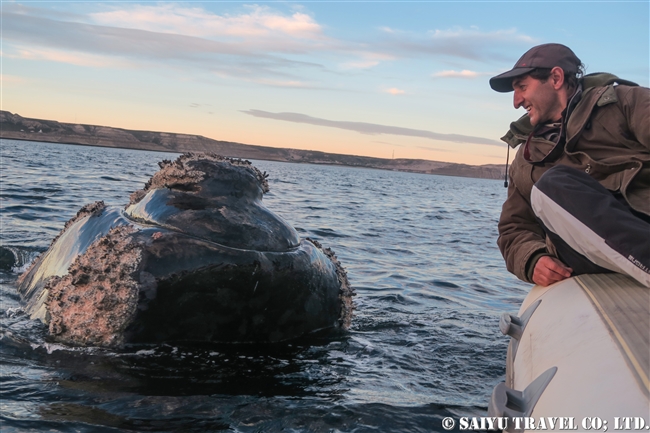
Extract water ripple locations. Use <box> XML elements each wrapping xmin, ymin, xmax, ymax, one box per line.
<box><xmin>0</xmin><ymin>139</ymin><xmax>531</xmax><ymax>432</ymax></box>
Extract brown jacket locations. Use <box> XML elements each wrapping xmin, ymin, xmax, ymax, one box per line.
<box><xmin>497</xmin><ymin>73</ymin><xmax>650</xmax><ymax>283</ymax></box>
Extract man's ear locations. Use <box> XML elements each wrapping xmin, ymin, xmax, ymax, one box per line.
<box><xmin>550</xmin><ymin>66</ymin><xmax>565</xmax><ymax>90</ymax></box>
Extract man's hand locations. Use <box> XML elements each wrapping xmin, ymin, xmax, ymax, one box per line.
<box><xmin>532</xmin><ymin>256</ymin><xmax>573</xmax><ymax>286</ymax></box>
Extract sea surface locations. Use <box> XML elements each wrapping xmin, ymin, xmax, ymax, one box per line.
<box><xmin>0</xmin><ymin>139</ymin><xmax>530</xmax><ymax>432</ymax></box>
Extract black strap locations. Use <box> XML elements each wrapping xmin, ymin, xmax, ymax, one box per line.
<box><xmin>504</xmin><ymin>144</ymin><xmax>510</xmax><ymax>188</ymax></box>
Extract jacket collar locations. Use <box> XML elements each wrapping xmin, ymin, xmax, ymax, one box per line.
<box><xmin>500</xmin><ymin>72</ymin><xmax>638</xmax><ymax>149</ymax></box>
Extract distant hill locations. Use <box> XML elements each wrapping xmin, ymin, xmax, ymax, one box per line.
<box><xmin>0</xmin><ymin>110</ymin><xmax>505</xmax><ymax>180</ymax></box>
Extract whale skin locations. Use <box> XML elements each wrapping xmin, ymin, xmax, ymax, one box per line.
<box><xmin>17</xmin><ymin>153</ymin><xmax>353</xmax><ymax>347</ymax></box>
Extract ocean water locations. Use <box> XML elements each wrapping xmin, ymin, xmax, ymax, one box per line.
<box><xmin>0</xmin><ymin>139</ymin><xmax>530</xmax><ymax>432</ymax></box>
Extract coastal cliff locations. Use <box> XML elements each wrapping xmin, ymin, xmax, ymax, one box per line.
<box><xmin>1</xmin><ymin>110</ymin><xmax>505</xmax><ymax>180</ymax></box>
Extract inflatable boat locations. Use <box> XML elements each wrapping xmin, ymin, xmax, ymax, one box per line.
<box><xmin>489</xmin><ymin>273</ymin><xmax>649</xmax><ymax>432</ymax></box>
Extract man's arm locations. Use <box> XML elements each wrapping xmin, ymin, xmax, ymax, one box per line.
<box><xmin>532</xmin><ymin>256</ymin><xmax>573</xmax><ymax>286</ymax></box>
<box><xmin>497</xmin><ymin>179</ymin><xmax>567</xmax><ymax>284</ymax></box>
<box><xmin>620</xmin><ymin>85</ymin><xmax>650</xmax><ymax>150</ymax></box>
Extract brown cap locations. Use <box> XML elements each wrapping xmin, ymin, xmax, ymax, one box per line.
<box><xmin>489</xmin><ymin>43</ymin><xmax>580</xmax><ymax>93</ymax></box>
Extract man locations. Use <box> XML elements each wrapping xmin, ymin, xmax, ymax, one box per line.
<box><xmin>489</xmin><ymin>43</ymin><xmax>650</xmax><ymax>288</ymax></box>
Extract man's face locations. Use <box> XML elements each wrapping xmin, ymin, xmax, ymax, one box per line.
<box><xmin>512</xmin><ymin>75</ymin><xmax>564</xmax><ymax>126</ymax></box>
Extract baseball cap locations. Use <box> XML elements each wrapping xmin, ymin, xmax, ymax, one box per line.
<box><xmin>489</xmin><ymin>43</ymin><xmax>580</xmax><ymax>93</ymax></box>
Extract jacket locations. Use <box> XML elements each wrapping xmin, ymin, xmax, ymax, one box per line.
<box><xmin>497</xmin><ymin>73</ymin><xmax>650</xmax><ymax>283</ymax></box>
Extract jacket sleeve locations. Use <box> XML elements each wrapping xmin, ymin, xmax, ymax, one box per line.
<box><xmin>497</xmin><ymin>177</ymin><xmax>548</xmax><ymax>283</ymax></box>
<box><xmin>619</xmin><ymin>85</ymin><xmax>650</xmax><ymax>150</ymax></box>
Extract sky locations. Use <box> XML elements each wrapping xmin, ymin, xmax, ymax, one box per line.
<box><xmin>2</xmin><ymin>1</ymin><xmax>648</xmax><ymax>166</ymax></box>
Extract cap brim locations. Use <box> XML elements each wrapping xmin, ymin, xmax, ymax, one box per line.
<box><xmin>489</xmin><ymin>67</ymin><xmax>535</xmax><ymax>93</ymax></box>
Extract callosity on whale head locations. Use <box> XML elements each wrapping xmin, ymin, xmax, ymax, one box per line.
<box><xmin>17</xmin><ymin>153</ymin><xmax>354</xmax><ymax>347</ymax></box>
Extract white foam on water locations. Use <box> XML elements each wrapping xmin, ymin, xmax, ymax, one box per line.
<box><xmin>5</xmin><ymin>307</ymin><xmax>24</xmax><ymax>318</ymax></box>
<box><xmin>8</xmin><ymin>247</ymin><xmax>42</xmax><ymax>274</ymax></box>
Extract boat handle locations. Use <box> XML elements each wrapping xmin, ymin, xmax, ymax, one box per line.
<box><xmin>500</xmin><ymin>299</ymin><xmax>541</xmax><ymax>340</ymax></box>
<box><xmin>488</xmin><ymin>366</ymin><xmax>558</xmax><ymax>432</ymax></box>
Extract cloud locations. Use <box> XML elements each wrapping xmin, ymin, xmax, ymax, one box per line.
<box><xmin>1</xmin><ymin>4</ymin><xmax>536</xmax><ymax>87</ymax></box>
<box><xmin>252</xmin><ymin>78</ymin><xmax>311</xmax><ymax>88</ymax></box>
<box><xmin>1</xmin><ymin>8</ymin><xmax>328</xmax><ymax>81</ymax></box>
<box><xmin>381</xmin><ymin>26</ymin><xmax>537</xmax><ymax>62</ymax></box>
<box><xmin>341</xmin><ymin>60</ymin><xmax>380</xmax><ymax>69</ymax></box>
<box><xmin>241</xmin><ymin>110</ymin><xmax>503</xmax><ymax>146</ymax></box>
<box><xmin>1</xmin><ymin>3</ymin><xmax>335</xmax><ymax>63</ymax></box>
<box><xmin>340</xmin><ymin>51</ymin><xmax>396</xmax><ymax>70</ymax></box>
<box><xmin>0</xmin><ymin>74</ymin><xmax>28</xmax><ymax>84</ymax></box>
<box><xmin>433</xmin><ymin>69</ymin><xmax>487</xmax><ymax>79</ymax></box>
<box><xmin>9</xmin><ymin>46</ymin><xmax>134</xmax><ymax>68</ymax></box>
<box><xmin>89</xmin><ymin>4</ymin><xmax>325</xmax><ymax>41</ymax></box>
<box><xmin>3</xmin><ymin>3</ymin><xmax>405</xmax><ymax>85</ymax></box>
<box><xmin>429</xmin><ymin>27</ymin><xmax>534</xmax><ymax>44</ymax></box>
<box><xmin>385</xmin><ymin>88</ymin><xmax>405</xmax><ymax>95</ymax></box>
<box><xmin>416</xmin><ymin>145</ymin><xmax>453</xmax><ymax>153</ymax></box>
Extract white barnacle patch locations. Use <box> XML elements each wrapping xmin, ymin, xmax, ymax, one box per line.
<box><xmin>46</xmin><ymin>225</ymin><xmax>143</xmax><ymax>348</ymax></box>
<box><xmin>305</xmin><ymin>237</ymin><xmax>355</xmax><ymax>329</ymax></box>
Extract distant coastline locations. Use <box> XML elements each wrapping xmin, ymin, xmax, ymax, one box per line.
<box><xmin>0</xmin><ymin>110</ymin><xmax>506</xmax><ymax>180</ymax></box>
